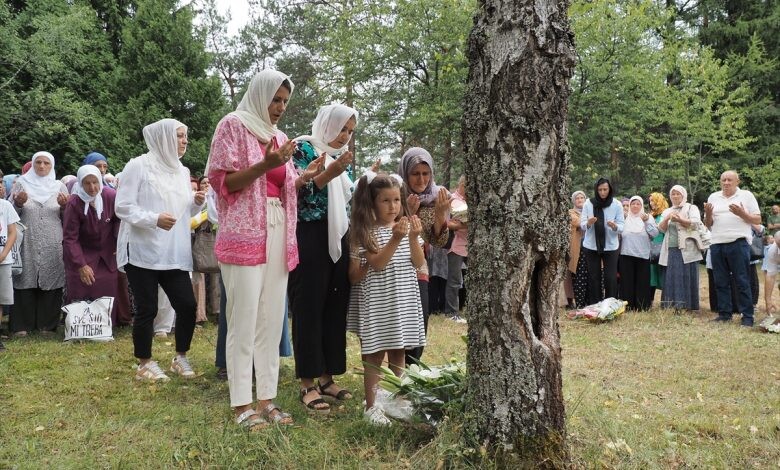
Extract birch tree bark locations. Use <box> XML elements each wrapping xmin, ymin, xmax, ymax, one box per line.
<box><xmin>462</xmin><ymin>0</ymin><xmax>575</xmax><ymax>463</ymax></box>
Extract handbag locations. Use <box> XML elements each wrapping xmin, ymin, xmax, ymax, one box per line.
<box><xmin>684</xmin><ymin>204</ymin><xmax>711</xmax><ymax>251</ymax></box>
<box><xmin>192</xmin><ymin>228</ymin><xmax>220</xmax><ymax>273</ymax></box>
<box><xmin>11</xmin><ymin>222</ymin><xmax>25</xmax><ymax>276</ymax></box>
<box><xmin>62</xmin><ymin>296</ymin><xmax>114</xmax><ymax>342</ymax></box>
<box><xmin>750</xmin><ymin>234</ymin><xmax>764</xmax><ymax>261</ymax></box>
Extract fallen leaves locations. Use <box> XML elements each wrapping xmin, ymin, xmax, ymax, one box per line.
<box><xmin>604</xmin><ymin>438</ymin><xmax>633</xmax><ymax>456</ymax></box>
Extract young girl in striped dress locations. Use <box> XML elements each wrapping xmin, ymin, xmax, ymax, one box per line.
<box><xmin>347</xmin><ymin>173</ymin><xmax>426</xmax><ymax>425</ymax></box>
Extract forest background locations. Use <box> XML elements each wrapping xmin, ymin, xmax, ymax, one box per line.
<box><xmin>0</xmin><ymin>0</ymin><xmax>777</xmax><ymax>211</ymax></box>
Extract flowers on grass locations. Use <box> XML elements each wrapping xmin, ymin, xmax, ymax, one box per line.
<box><xmin>568</xmin><ymin>297</ymin><xmax>627</xmax><ymax>322</ymax></box>
<box><xmin>759</xmin><ymin>316</ymin><xmax>780</xmax><ymax>333</ymax></box>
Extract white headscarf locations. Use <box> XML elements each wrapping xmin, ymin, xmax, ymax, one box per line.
<box><xmin>295</xmin><ymin>104</ymin><xmax>359</xmax><ymax>262</ymax></box>
<box><xmin>73</xmin><ymin>164</ymin><xmax>104</xmax><ymax>219</ymax></box>
<box><xmin>17</xmin><ymin>151</ymin><xmax>62</xmax><ymax>204</ymax></box>
<box><xmin>231</xmin><ymin>69</ymin><xmax>294</xmax><ymax>144</ymax></box>
<box><xmin>295</xmin><ymin>104</ymin><xmax>358</xmax><ymax>155</ymax></box>
<box><xmin>669</xmin><ymin>185</ymin><xmax>688</xmax><ymax>209</ymax></box>
<box><xmin>140</xmin><ymin>118</ymin><xmax>192</xmax><ymax>219</ymax></box>
<box><xmin>623</xmin><ymin>195</ymin><xmax>646</xmax><ymax>234</ymax></box>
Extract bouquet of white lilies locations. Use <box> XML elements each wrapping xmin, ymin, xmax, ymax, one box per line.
<box><xmin>376</xmin><ymin>360</ymin><xmax>466</xmax><ymax>426</ymax></box>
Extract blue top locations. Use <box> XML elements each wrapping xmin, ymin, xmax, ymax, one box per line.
<box><xmin>580</xmin><ymin>199</ymin><xmax>624</xmax><ymax>252</ymax></box>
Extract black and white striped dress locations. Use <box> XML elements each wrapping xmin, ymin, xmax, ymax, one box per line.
<box><xmin>347</xmin><ymin>226</ymin><xmax>426</xmax><ymax>355</ymax></box>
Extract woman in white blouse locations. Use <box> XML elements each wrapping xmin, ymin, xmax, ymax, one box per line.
<box><xmin>618</xmin><ymin>196</ymin><xmax>659</xmax><ymax>310</ymax></box>
<box><xmin>115</xmin><ymin>118</ymin><xmax>206</xmax><ymax>382</ymax></box>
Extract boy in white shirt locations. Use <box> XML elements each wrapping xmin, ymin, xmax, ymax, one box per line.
<box><xmin>0</xmin><ymin>197</ymin><xmax>20</xmax><ymax>351</ymax></box>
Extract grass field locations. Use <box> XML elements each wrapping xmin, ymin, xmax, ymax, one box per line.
<box><xmin>1</xmin><ymin>305</ymin><xmax>778</xmax><ymax>468</ymax></box>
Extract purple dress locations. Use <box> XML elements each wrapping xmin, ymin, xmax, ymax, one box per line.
<box><xmin>62</xmin><ymin>188</ymin><xmax>121</xmax><ymax>322</ymax></box>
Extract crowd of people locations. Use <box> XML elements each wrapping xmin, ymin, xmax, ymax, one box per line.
<box><xmin>2</xmin><ymin>68</ymin><xmax>776</xmax><ymax>430</ymax></box>
<box><xmin>564</xmin><ymin>173</ymin><xmax>780</xmax><ymax>328</ymax></box>
<box><xmin>0</xmin><ymin>69</ymin><xmax>470</xmax><ymax>429</ymax></box>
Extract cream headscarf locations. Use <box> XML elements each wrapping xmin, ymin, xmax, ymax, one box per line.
<box><xmin>17</xmin><ymin>151</ymin><xmax>62</xmax><ymax>204</ymax></box>
<box><xmin>231</xmin><ymin>69</ymin><xmax>295</xmax><ymax>144</ymax></box>
<box><xmin>140</xmin><ymin>118</ymin><xmax>191</xmax><ymax>220</ymax></box>
<box><xmin>623</xmin><ymin>195</ymin><xmax>647</xmax><ymax>234</ymax></box>
<box><xmin>295</xmin><ymin>104</ymin><xmax>359</xmax><ymax>262</ymax></box>
<box><xmin>571</xmin><ymin>190</ymin><xmax>586</xmax><ymax>213</ymax></box>
<box><xmin>669</xmin><ymin>185</ymin><xmax>688</xmax><ymax>209</ymax></box>
<box><xmin>73</xmin><ymin>165</ymin><xmax>104</xmax><ymax>219</ymax></box>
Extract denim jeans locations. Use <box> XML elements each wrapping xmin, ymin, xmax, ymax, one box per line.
<box><xmin>710</xmin><ymin>239</ymin><xmax>753</xmax><ymax>323</ymax></box>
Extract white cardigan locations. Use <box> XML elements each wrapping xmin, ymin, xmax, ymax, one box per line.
<box><xmin>115</xmin><ymin>156</ymin><xmax>202</xmax><ymax>272</ymax></box>
<box><xmin>658</xmin><ymin>203</ymin><xmax>703</xmax><ymax>266</ymax></box>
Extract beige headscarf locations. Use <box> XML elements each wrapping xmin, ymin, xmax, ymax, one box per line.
<box><xmin>669</xmin><ymin>185</ymin><xmax>688</xmax><ymax>209</ymax></box>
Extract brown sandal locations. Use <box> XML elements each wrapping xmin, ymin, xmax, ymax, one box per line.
<box><xmin>300</xmin><ymin>386</ymin><xmax>330</xmax><ymax>413</ymax></box>
<box><xmin>318</xmin><ymin>380</ymin><xmax>353</xmax><ymax>401</ymax></box>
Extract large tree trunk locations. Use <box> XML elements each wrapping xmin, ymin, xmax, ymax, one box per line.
<box><xmin>462</xmin><ymin>0</ymin><xmax>575</xmax><ymax>464</ymax></box>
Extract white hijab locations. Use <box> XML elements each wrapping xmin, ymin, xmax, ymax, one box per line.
<box><xmin>669</xmin><ymin>184</ymin><xmax>688</xmax><ymax>209</ymax></box>
<box><xmin>623</xmin><ymin>195</ymin><xmax>646</xmax><ymax>234</ymax></box>
<box><xmin>73</xmin><ymin>165</ymin><xmax>104</xmax><ymax>219</ymax></box>
<box><xmin>231</xmin><ymin>69</ymin><xmax>294</xmax><ymax>144</ymax></box>
<box><xmin>140</xmin><ymin>119</ymin><xmax>191</xmax><ymax>219</ymax></box>
<box><xmin>295</xmin><ymin>104</ymin><xmax>359</xmax><ymax>262</ymax></box>
<box><xmin>17</xmin><ymin>151</ymin><xmax>62</xmax><ymax>204</ymax></box>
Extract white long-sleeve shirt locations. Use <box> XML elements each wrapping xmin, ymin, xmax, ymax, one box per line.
<box><xmin>115</xmin><ymin>156</ymin><xmax>202</xmax><ymax>271</ymax></box>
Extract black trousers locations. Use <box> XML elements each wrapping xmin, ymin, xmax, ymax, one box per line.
<box><xmin>288</xmin><ymin>221</ymin><xmax>350</xmax><ymax>379</ymax></box>
<box><xmin>124</xmin><ymin>264</ymin><xmax>196</xmax><ymax>360</ymax></box>
<box><xmin>583</xmin><ymin>248</ymin><xmax>619</xmax><ymax>305</ymax></box>
<box><xmin>428</xmin><ymin>276</ymin><xmax>446</xmax><ymax>313</ymax></box>
<box><xmin>11</xmin><ymin>287</ymin><xmax>62</xmax><ymax>333</ymax></box>
<box><xmin>618</xmin><ymin>255</ymin><xmax>651</xmax><ymax>311</ymax></box>
<box><xmin>406</xmin><ymin>279</ymin><xmax>430</xmax><ymax>364</ymax></box>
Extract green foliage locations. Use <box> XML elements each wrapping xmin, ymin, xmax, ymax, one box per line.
<box><xmin>675</xmin><ymin>0</ymin><xmax>780</xmax><ymax>203</ymax></box>
<box><xmin>117</xmin><ymin>0</ymin><xmax>224</xmax><ymax>173</ymax></box>
<box><xmin>226</xmin><ymin>0</ymin><xmax>474</xmax><ymax>184</ymax></box>
<box><xmin>657</xmin><ymin>45</ymin><xmax>754</xmax><ymax>199</ymax></box>
<box><xmin>0</xmin><ymin>0</ymin><xmax>225</xmax><ymax>177</ymax></box>
<box><xmin>568</xmin><ymin>0</ymin><xmax>764</xmax><ymax>204</ymax></box>
<box><xmin>569</xmin><ymin>0</ymin><xmax>672</xmax><ymax>193</ymax></box>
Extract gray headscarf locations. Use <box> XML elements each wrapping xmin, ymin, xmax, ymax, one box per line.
<box><xmin>397</xmin><ymin>147</ymin><xmax>443</xmax><ymax>206</ymax></box>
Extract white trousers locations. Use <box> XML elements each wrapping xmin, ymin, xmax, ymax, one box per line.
<box><xmin>221</xmin><ymin>198</ymin><xmax>288</xmax><ymax>406</ymax></box>
<box><xmin>153</xmin><ymin>287</ymin><xmax>175</xmax><ymax>333</ymax></box>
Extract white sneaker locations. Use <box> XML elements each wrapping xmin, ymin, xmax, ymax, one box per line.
<box><xmin>135</xmin><ymin>361</ymin><xmax>170</xmax><ymax>382</ymax></box>
<box><xmin>449</xmin><ymin>315</ymin><xmax>467</xmax><ymax>324</ymax></box>
<box><xmin>364</xmin><ymin>405</ymin><xmax>391</xmax><ymax>426</ymax></box>
<box><xmin>154</xmin><ymin>331</ymin><xmax>167</xmax><ymax>338</ymax></box>
<box><xmin>170</xmin><ymin>355</ymin><xmax>196</xmax><ymax>378</ymax></box>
